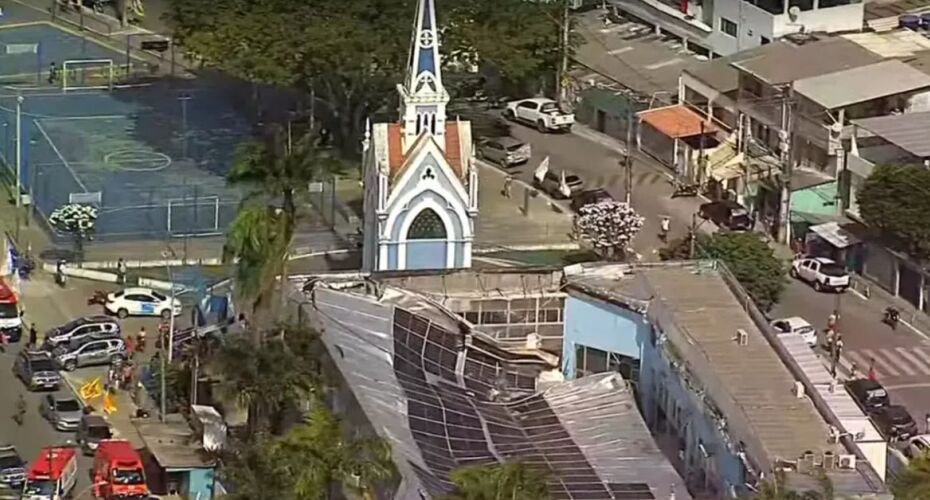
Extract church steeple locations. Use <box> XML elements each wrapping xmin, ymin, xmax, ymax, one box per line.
<box><xmin>398</xmin><ymin>0</ymin><xmax>449</xmax><ymax>152</ymax></box>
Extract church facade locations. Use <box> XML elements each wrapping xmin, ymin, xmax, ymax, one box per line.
<box><xmin>361</xmin><ymin>0</ymin><xmax>478</xmax><ymax>272</ymax></box>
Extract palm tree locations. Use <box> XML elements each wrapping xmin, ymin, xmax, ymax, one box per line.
<box><xmin>225</xmin><ymin>125</ymin><xmax>341</xmax><ymax>322</ymax></box>
<box><xmin>891</xmin><ymin>450</ymin><xmax>930</xmax><ymax>499</ymax></box>
<box><xmin>751</xmin><ymin>469</ymin><xmax>833</xmax><ymax>500</ymax></box>
<box><xmin>274</xmin><ymin>405</ymin><xmax>397</xmax><ymax>500</ymax></box>
<box><xmin>444</xmin><ymin>461</ymin><xmax>550</xmax><ymax>500</ymax></box>
<box><xmin>214</xmin><ymin>331</ymin><xmax>320</xmax><ymax>434</ymax></box>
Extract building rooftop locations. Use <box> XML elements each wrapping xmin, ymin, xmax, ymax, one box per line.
<box><xmin>301</xmin><ymin>278</ymin><xmax>689</xmax><ymax>500</ymax></box>
<box><xmin>852</xmin><ymin>110</ymin><xmax>930</xmax><ymax>158</ymax></box>
<box><xmin>864</xmin><ymin>0</ymin><xmax>930</xmax><ymax>21</ymax></box>
<box><xmin>638</xmin><ymin>104</ymin><xmax>721</xmax><ymax>138</ymax></box>
<box><xmin>136</xmin><ymin>417</ymin><xmax>214</xmax><ymax>469</ymax></box>
<box><xmin>842</xmin><ymin>29</ymin><xmax>930</xmax><ymax>58</ymax></box>
<box><xmin>574</xmin><ymin>10</ymin><xmax>699</xmax><ymax>94</ymax></box>
<box><xmin>732</xmin><ymin>37</ymin><xmax>883</xmax><ymax>86</ymax></box>
<box><xmin>794</xmin><ymin>60</ymin><xmax>930</xmax><ymax>109</ymax></box>
<box><xmin>565</xmin><ymin>262</ymin><xmax>837</xmax><ymax>470</ymax></box>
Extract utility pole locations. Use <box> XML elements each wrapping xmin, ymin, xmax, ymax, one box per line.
<box><xmin>689</xmin><ymin>213</ymin><xmax>697</xmax><ymax>259</ymax></box>
<box><xmin>15</xmin><ymin>96</ymin><xmax>22</xmax><ymax>208</ymax></box>
<box><xmin>777</xmin><ymin>87</ymin><xmax>795</xmax><ymax>244</ymax></box>
<box><xmin>557</xmin><ymin>0</ymin><xmax>570</xmax><ymax>106</ymax></box>
<box><xmin>697</xmin><ymin>120</ymin><xmax>706</xmax><ymax>186</ymax></box>
<box><xmin>624</xmin><ymin>107</ymin><xmax>634</xmax><ymax>204</ymax></box>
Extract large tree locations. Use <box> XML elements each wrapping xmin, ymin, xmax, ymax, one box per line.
<box><xmin>857</xmin><ymin>163</ymin><xmax>930</xmax><ymax>258</ymax></box>
<box><xmin>444</xmin><ymin>461</ymin><xmax>550</xmax><ymax>500</ymax></box>
<box><xmin>573</xmin><ymin>200</ymin><xmax>645</xmax><ymax>261</ymax></box>
<box><xmin>891</xmin><ymin>450</ymin><xmax>930</xmax><ymax>499</ymax></box>
<box><xmin>164</xmin><ymin>0</ymin><xmax>568</xmax><ymax>151</ymax></box>
<box><xmin>676</xmin><ymin>232</ymin><xmax>786</xmax><ymax>312</ymax></box>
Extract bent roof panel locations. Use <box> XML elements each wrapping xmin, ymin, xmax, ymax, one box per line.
<box><xmin>794</xmin><ymin>60</ymin><xmax>930</xmax><ymax>109</ymax></box>
<box><xmin>853</xmin><ymin>110</ymin><xmax>930</xmax><ymax>157</ymax></box>
<box><xmin>731</xmin><ymin>38</ymin><xmax>882</xmax><ymax>86</ymax></box>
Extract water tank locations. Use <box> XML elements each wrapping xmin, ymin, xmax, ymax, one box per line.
<box><xmin>900</xmin><ymin>14</ymin><xmax>921</xmax><ymax>30</ymax></box>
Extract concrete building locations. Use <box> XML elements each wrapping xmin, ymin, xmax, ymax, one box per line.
<box><xmin>608</xmin><ymin>0</ymin><xmax>865</xmax><ymax>57</ymax></box>
<box><xmin>361</xmin><ymin>0</ymin><xmax>478</xmax><ymax>272</ymax></box>
<box><xmin>291</xmin><ymin>262</ymin><xmax>891</xmax><ymax>498</ymax></box>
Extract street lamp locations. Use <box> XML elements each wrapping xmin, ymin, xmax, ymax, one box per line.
<box><xmin>159</xmin><ymin>246</ymin><xmax>178</xmax><ymax>422</ymax></box>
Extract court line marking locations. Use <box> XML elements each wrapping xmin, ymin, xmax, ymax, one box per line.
<box><xmin>0</xmin><ymin>21</ymin><xmax>47</xmax><ymax>30</ymax></box>
<box><xmin>33</xmin><ymin>118</ymin><xmax>88</xmax><ymax>192</ymax></box>
<box><xmin>39</xmin><ymin>115</ymin><xmax>126</xmax><ymax>121</ymax></box>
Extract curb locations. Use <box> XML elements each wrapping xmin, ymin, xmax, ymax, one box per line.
<box><xmin>60</xmin><ymin>371</ymin><xmax>124</xmax><ymax>439</ymax></box>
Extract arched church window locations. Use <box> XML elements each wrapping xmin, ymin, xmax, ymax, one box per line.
<box><xmin>408</xmin><ymin>208</ymin><xmax>446</xmax><ymax>240</ymax></box>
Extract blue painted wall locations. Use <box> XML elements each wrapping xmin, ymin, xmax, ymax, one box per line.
<box><xmin>182</xmin><ymin>467</ymin><xmax>215</xmax><ymax>499</ymax></box>
<box><xmin>406</xmin><ymin>240</ymin><xmax>447</xmax><ymax>269</ymax></box>
<box><xmin>561</xmin><ymin>294</ymin><xmax>649</xmax><ymax>377</ymax></box>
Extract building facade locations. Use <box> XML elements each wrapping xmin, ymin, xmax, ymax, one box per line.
<box><xmin>361</xmin><ymin>0</ymin><xmax>478</xmax><ymax>272</ymax></box>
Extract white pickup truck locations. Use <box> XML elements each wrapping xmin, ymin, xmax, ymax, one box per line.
<box><xmin>504</xmin><ymin>98</ymin><xmax>574</xmax><ymax>133</ymax></box>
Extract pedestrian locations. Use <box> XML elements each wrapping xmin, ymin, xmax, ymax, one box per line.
<box><xmin>125</xmin><ymin>334</ymin><xmax>135</xmax><ymax>360</ymax></box>
<box><xmin>137</xmin><ymin>326</ymin><xmax>146</xmax><ymax>353</ymax></box>
<box><xmin>105</xmin><ymin>364</ymin><xmax>115</xmax><ymax>391</ymax></box>
<box><xmin>827</xmin><ymin>310</ymin><xmax>839</xmax><ymax>332</ymax></box>
<box><xmin>0</xmin><ymin>331</ymin><xmax>7</xmax><ymax>353</ymax></box>
<box><xmin>868</xmin><ymin>358</ymin><xmax>877</xmax><ymax>381</ymax></box>
<box><xmin>834</xmin><ymin>333</ymin><xmax>844</xmax><ymax>358</ymax></box>
<box><xmin>659</xmin><ymin>216</ymin><xmax>671</xmax><ymax>242</ymax></box>
<box><xmin>121</xmin><ymin>363</ymin><xmax>133</xmax><ymax>389</ymax></box>
<box><xmin>850</xmin><ymin>361</ymin><xmax>859</xmax><ymax>379</ymax></box>
<box><xmin>27</xmin><ymin>323</ymin><xmax>37</xmax><ymax>348</ymax></box>
<box><xmin>238</xmin><ymin>313</ymin><xmax>248</xmax><ymax>331</ymax></box>
<box><xmin>116</xmin><ymin>258</ymin><xmax>127</xmax><ymax>285</ymax></box>
<box><xmin>47</xmin><ymin>62</ymin><xmax>58</xmax><ymax>85</ymax></box>
<box><xmin>502</xmin><ymin>175</ymin><xmax>512</xmax><ymax>198</ymax></box>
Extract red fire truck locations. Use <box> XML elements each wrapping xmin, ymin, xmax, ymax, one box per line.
<box><xmin>0</xmin><ymin>279</ymin><xmax>21</xmax><ymax>343</ymax></box>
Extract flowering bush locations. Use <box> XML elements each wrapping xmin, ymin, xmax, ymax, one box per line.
<box><xmin>574</xmin><ymin>200</ymin><xmax>644</xmax><ymax>260</ymax></box>
<box><xmin>48</xmin><ymin>203</ymin><xmax>98</xmax><ymax>237</ymax></box>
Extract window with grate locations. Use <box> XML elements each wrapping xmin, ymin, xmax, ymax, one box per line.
<box><xmin>408</xmin><ymin>208</ymin><xmax>446</xmax><ymax>239</ymax></box>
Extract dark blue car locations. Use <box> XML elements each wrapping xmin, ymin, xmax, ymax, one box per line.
<box><xmin>0</xmin><ymin>445</ymin><xmax>26</xmax><ymax>491</ymax></box>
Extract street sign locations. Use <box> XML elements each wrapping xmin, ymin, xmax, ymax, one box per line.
<box><xmin>141</xmin><ymin>40</ymin><xmax>170</xmax><ymax>52</ymax></box>
<box><xmin>308</xmin><ymin>182</ymin><xmax>324</xmax><ymax>193</ymax></box>
<box><xmin>5</xmin><ymin>44</ymin><xmax>38</xmax><ymax>55</ymax></box>
<box><xmin>69</xmin><ymin>192</ymin><xmax>102</xmax><ymax>204</ymax></box>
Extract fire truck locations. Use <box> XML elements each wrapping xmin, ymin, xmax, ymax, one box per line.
<box><xmin>21</xmin><ymin>446</ymin><xmax>78</xmax><ymax>500</ymax></box>
<box><xmin>0</xmin><ymin>279</ymin><xmax>21</xmax><ymax>343</ymax></box>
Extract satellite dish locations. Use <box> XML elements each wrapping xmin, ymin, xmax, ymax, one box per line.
<box><xmin>788</xmin><ymin>5</ymin><xmax>801</xmax><ymax>21</ymax></box>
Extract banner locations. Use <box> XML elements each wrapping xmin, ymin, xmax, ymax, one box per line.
<box><xmin>534</xmin><ymin>156</ymin><xmax>550</xmax><ymax>183</ymax></box>
<box><xmin>80</xmin><ymin>377</ymin><xmax>103</xmax><ymax>401</ymax></box>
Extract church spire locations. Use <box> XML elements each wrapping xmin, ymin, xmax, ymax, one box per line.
<box><xmin>398</xmin><ymin>0</ymin><xmax>449</xmax><ymax>151</ymax></box>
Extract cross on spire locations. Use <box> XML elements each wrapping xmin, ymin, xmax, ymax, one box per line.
<box><xmin>404</xmin><ymin>0</ymin><xmax>447</xmax><ymax>101</ymax></box>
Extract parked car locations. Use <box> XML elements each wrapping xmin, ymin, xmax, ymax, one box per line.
<box><xmin>904</xmin><ymin>434</ymin><xmax>930</xmax><ymax>460</ymax></box>
<box><xmin>533</xmin><ymin>170</ymin><xmax>584</xmax><ymax>199</ymax></box>
<box><xmin>871</xmin><ymin>405</ymin><xmax>918</xmax><ymax>441</ymax></box>
<box><xmin>0</xmin><ymin>445</ymin><xmax>25</xmax><ymax>490</ymax></box>
<box><xmin>51</xmin><ymin>330</ymin><xmax>121</xmax><ymax>357</ymax></box>
<box><xmin>846</xmin><ymin>378</ymin><xmax>890</xmax><ymax>412</ymax></box>
<box><xmin>44</xmin><ymin>315</ymin><xmax>119</xmax><ymax>348</ymax></box>
<box><xmin>76</xmin><ymin>415</ymin><xmax>112</xmax><ymax>456</ymax></box>
<box><xmin>39</xmin><ymin>394</ymin><xmax>83</xmax><ymax>432</ymax></box>
<box><xmin>12</xmin><ymin>350</ymin><xmax>60</xmax><ymax>391</ymax></box>
<box><xmin>770</xmin><ymin>317</ymin><xmax>817</xmax><ymax>347</ymax></box>
<box><xmin>504</xmin><ymin>98</ymin><xmax>574</xmax><ymax>133</ymax></box>
<box><xmin>698</xmin><ymin>200</ymin><xmax>752</xmax><ymax>231</ymax></box>
<box><xmin>790</xmin><ymin>256</ymin><xmax>850</xmax><ymax>292</ymax></box>
<box><xmin>55</xmin><ymin>338</ymin><xmax>127</xmax><ymax>371</ymax></box>
<box><xmin>570</xmin><ymin>188</ymin><xmax>615</xmax><ymax>212</ymax></box>
<box><xmin>476</xmin><ymin>137</ymin><xmax>531</xmax><ymax>167</ymax></box>
<box><xmin>104</xmin><ymin>287</ymin><xmax>182</xmax><ymax>319</ymax></box>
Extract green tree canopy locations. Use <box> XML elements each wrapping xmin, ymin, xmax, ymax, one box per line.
<box><xmin>857</xmin><ymin>163</ymin><xmax>930</xmax><ymax>258</ymax></box>
<box><xmin>165</xmin><ymin>0</ymin><xmax>568</xmax><ymax>150</ymax></box>
<box><xmin>444</xmin><ymin>461</ymin><xmax>550</xmax><ymax>500</ymax></box>
<box><xmin>692</xmin><ymin>232</ymin><xmax>786</xmax><ymax>312</ymax></box>
<box><xmin>891</xmin><ymin>450</ymin><xmax>930</xmax><ymax>499</ymax></box>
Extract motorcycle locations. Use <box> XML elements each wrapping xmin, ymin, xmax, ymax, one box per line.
<box><xmin>883</xmin><ymin>307</ymin><xmax>900</xmax><ymax>330</ymax></box>
<box><xmin>55</xmin><ymin>260</ymin><xmax>68</xmax><ymax>288</ymax></box>
<box><xmin>671</xmin><ymin>182</ymin><xmax>700</xmax><ymax>198</ymax></box>
<box><xmin>87</xmin><ymin>290</ymin><xmax>108</xmax><ymax>307</ymax></box>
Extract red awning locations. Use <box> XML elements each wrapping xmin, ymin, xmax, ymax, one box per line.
<box><xmin>637</xmin><ymin>104</ymin><xmax>721</xmax><ymax>139</ymax></box>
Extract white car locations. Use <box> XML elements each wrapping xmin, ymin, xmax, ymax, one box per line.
<box><xmin>790</xmin><ymin>256</ymin><xmax>850</xmax><ymax>293</ymax></box>
<box><xmin>104</xmin><ymin>287</ymin><xmax>182</xmax><ymax>319</ymax></box>
<box><xmin>904</xmin><ymin>434</ymin><xmax>930</xmax><ymax>460</ymax></box>
<box><xmin>504</xmin><ymin>98</ymin><xmax>574</xmax><ymax>133</ymax></box>
<box><xmin>771</xmin><ymin>316</ymin><xmax>818</xmax><ymax>347</ymax></box>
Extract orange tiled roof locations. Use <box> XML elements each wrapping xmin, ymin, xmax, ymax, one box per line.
<box><xmin>386</xmin><ymin>122</ymin><xmax>464</xmax><ymax>179</ymax></box>
<box><xmin>637</xmin><ymin>104</ymin><xmax>721</xmax><ymax>139</ymax></box>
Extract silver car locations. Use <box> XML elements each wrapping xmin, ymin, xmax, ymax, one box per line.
<box><xmin>55</xmin><ymin>338</ymin><xmax>126</xmax><ymax>372</ymax></box>
<box><xmin>40</xmin><ymin>394</ymin><xmax>83</xmax><ymax>431</ymax></box>
<box><xmin>477</xmin><ymin>137</ymin><xmax>531</xmax><ymax>167</ymax></box>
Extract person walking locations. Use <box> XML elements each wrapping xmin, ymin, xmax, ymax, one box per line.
<box><xmin>868</xmin><ymin>358</ymin><xmax>877</xmax><ymax>381</ymax></box>
<box><xmin>124</xmin><ymin>335</ymin><xmax>135</xmax><ymax>360</ymax></box>
<box><xmin>137</xmin><ymin>326</ymin><xmax>146</xmax><ymax>353</ymax></box>
<box><xmin>502</xmin><ymin>175</ymin><xmax>513</xmax><ymax>198</ymax></box>
<box><xmin>849</xmin><ymin>361</ymin><xmax>860</xmax><ymax>380</ymax></box>
<box><xmin>659</xmin><ymin>216</ymin><xmax>671</xmax><ymax>242</ymax></box>
<box><xmin>827</xmin><ymin>310</ymin><xmax>839</xmax><ymax>332</ymax></box>
<box><xmin>27</xmin><ymin>323</ymin><xmax>37</xmax><ymax>348</ymax></box>
<box><xmin>116</xmin><ymin>258</ymin><xmax>127</xmax><ymax>285</ymax></box>
<box><xmin>47</xmin><ymin>62</ymin><xmax>58</xmax><ymax>85</ymax></box>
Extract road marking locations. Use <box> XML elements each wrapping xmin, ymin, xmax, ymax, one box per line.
<box><xmin>888</xmin><ymin>349</ymin><xmax>918</xmax><ymax>376</ymax></box>
<box><xmin>860</xmin><ymin>348</ymin><xmax>902</xmax><ymax>377</ymax></box>
<box><xmin>846</xmin><ymin>350</ymin><xmax>873</xmax><ymax>375</ymax></box>
<box><xmin>911</xmin><ymin>347</ymin><xmax>930</xmax><ymax>366</ymax></box>
<box><xmin>896</xmin><ymin>347</ymin><xmax>930</xmax><ymax>375</ymax></box>
<box><xmin>884</xmin><ymin>382</ymin><xmax>930</xmax><ymax>390</ymax></box>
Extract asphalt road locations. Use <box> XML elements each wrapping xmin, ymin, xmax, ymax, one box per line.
<box><xmin>1</xmin><ymin>274</ymin><xmax>158</xmax><ymax>498</ymax></box>
<box><xmin>503</xmin><ymin>119</ymin><xmax>930</xmax><ymax>432</ymax></box>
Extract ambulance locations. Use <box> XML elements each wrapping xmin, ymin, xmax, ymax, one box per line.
<box><xmin>92</xmin><ymin>440</ymin><xmax>149</xmax><ymax>500</ymax></box>
<box><xmin>21</xmin><ymin>446</ymin><xmax>77</xmax><ymax>500</ymax></box>
<box><xmin>0</xmin><ymin>279</ymin><xmax>21</xmax><ymax>343</ymax></box>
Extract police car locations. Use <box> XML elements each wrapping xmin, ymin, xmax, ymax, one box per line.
<box><xmin>104</xmin><ymin>287</ymin><xmax>182</xmax><ymax>319</ymax></box>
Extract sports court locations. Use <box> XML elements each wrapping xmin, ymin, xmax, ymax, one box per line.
<box><xmin>0</xmin><ymin>22</ymin><xmax>251</xmax><ymax>240</ymax></box>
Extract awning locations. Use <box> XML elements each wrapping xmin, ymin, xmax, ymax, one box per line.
<box><xmin>810</xmin><ymin>222</ymin><xmax>861</xmax><ymax>249</ymax></box>
<box><xmin>637</xmin><ymin>104</ymin><xmax>721</xmax><ymax>139</ymax></box>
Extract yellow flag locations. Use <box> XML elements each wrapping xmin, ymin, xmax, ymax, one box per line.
<box><xmin>102</xmin><ymin>391</ymin><xmax>117</xmax><ymax>414</ymax></box>
<box><xmin>80</xmin><ymin>378</ymin><xmax>103</xmax><ymax>401</ymax></box>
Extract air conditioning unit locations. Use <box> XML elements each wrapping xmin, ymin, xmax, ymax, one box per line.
<box><xmin>839</xmin><ymin>454</ymin><xmax>856</xmax><ymax>469</ymax></box>
<box><xmin>823</xmin><ymin>451</ymin><xmax>836</xmax><ymax>470</ymax></box>
<box><xmin>735</xmin><ymin>329</ymin><xmax>748</xmax><ymax>345</ymax></box>
<box><xmin>794</xmin><ymin>381</ymin><xmax>805</xmax><ymax>399</ymax></box>
<box><xmin>525</xmin><ymin>333</ymin><xmax>541</xmax><ymax>350</ymax></box>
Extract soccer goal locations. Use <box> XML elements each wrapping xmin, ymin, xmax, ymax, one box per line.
<box><xmin>61</xmin><ymin>59</ymin><xmax>115</xmax><ymax>91</ymax></box>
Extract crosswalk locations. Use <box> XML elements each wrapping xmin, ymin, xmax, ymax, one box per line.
<box><xmin>846</xmin><ymin>347</ymin><xmax>930</xmax><ymax>379</ymax></box>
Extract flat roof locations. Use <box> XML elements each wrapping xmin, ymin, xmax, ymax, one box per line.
<box><xmin>852</xmin><ymin>110</ymin><xmax>930</xmax><ymax>157</ymax></box>
<box><xmin>732</xmin><ymin>38</ymin><xmax>882</xmax><ymax>86</ymax></box>
<box><xmin>637</xmin><ymin>104</ymin><xmax>720</xmax><ymax>138</ymax></box>
<box><xmin>794</xmin><ymin>60</ymin><xmax>930</xmax><ymax>109</ymax></box>
<box><xmin>842</xmin><ymin>29</ymin><xmax>930</xmax><ymax>58</ymax></box>
<box><xmin>136</xmin><ymin>419</ymin><xmax>213</xmax><ymax>469</ymax></box>
<box><xmin>865</xmin><ymin>0</ymin><xmax>930</xmax><ymax>20</ymax></box>
<box><xmin>306</xmin><ymin>282</ymin><xmax>689</xmax><ymax>500</ymax></box>
<box><xmin>566</xmin><ymin>263</ymin><xmax>836</xmax><ymax>469</ymax></box>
